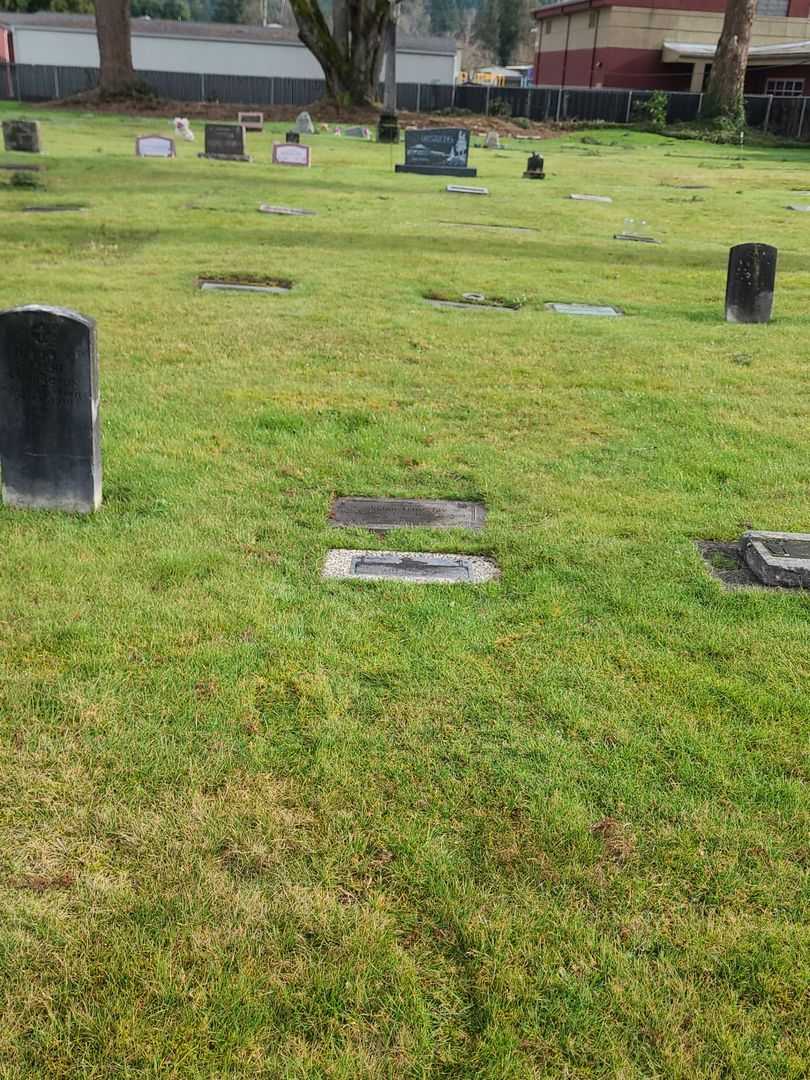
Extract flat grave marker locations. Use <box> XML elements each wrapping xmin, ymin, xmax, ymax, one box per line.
<box><xmin>135</xmin><ymin>134</ymin><xmax>175</xmax><ymax>158</ymax></box>
<box><xmin>258</xmin><ymin>204</ymin><xmax>316</xmax><ymax>216</ymax></box>
<box><xmin>199</xmin><ymin>123</ymin><xmax>251</xmax><ymax>161</ymax></box>
<box><xmin>0</xmin><ymin>305</ymin><xmax>101</xmax><ymax>513</ymax></box>
<box><xmin>614</xmin><ymin>233</ymin><xmax>661</xmax><ymax>244</ymax></box>
<box><xmin>238</xmin><ymin>111</ymin><xmax>263</xmax><ymax>132</ymax></box>
<box><xmin>546</xmin><ymin>302</ymin><xmax>622</xmax><ymax>317</ymax></box>
<box><xmin>198</xmin><ymin>275</ymin><xmax>292</xmax><ymax>294</ymax></box>
<box><xmin>2</xmin><ymin>120</ymin><xmax>41</xmax><ymax>153</ymax></box>
<box><xmin>272</xmin><ymin>142</ymin><xmax>311</xmax><ymax>167</ymax></box>
<box><xmin>396</xmin><ymin>128</ymin><xmax>476</xmax><ymax>178</ymax></box>
<box><xmin>330</xmin><ymin>497</ymin><xmax>486</xmax><ymax>532</ymax></box>
<box><xmin>570</xmin><ymin>193</ymin><xmax>612</xmax><ymax>203</ymax></box>
<box><xmin>787</xmin><ymin>203</ymin><xmax>810</xmax><ymax>212</ymax></box>
<box><xmin>322</xmin><ymin>549</ymin><xmax>499</xmax><ymax>584</ymax></box>
<box><xmin>741</xmin><ymin>530</ymin><xmax>810</xmax><ymax>588</ymax></box>
<box><xmin>22</xmin><ymin>204</ymin><xmax>87</xmax><ymax>213</ymax></box>
<box><xmin>725</xmin><ymin>243</ymin><xmax>776</xmax><ymax>324</ymax></box>
<box><xmin>343</xmin><ymin>126</ymin><xmax>370</xmax><ymax>139</ymax></box>
<box><xmin>446</xmin><ymin>184</ymin><xmax>489</xmax><ymax>195</ymax></box>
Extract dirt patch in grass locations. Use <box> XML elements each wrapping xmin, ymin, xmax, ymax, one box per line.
<box><xmin>12</xmin><ymin>872</ymin><xmax>75</xmax><ymax>892</ymax></box>
<box><xmin>45</xmin><ymin>95</ymin><xmax>558</xmax><ymax>139</ymax></box>
<box><xmin>591</xmin><ymin>817</ymin><xmax>635</xmax><ymax>865</ymax></box>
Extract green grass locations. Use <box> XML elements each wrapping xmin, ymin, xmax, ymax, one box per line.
<box><xmin>0</xmin><ymin>106</ymin><xmax>808</xmax><ymax>1078</ymax></box>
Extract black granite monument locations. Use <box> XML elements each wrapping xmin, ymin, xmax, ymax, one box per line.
<box><xmin>0</xmin><ymin>305</ymin><xmax>101</xmax><ymax>512</ymax></box>
<box><xmin>523</xmin><ymin>152</ymin><xmax>545</xmax><ymax>179</ymax></box>
<box><xmin>377</xmin><ymin>112</ymin><xmax>400</xmax><ymax>144</ymax></box>
<box><xmin>2</xmin><ymin>120</ymin><xmax>41</xmax><ymax>153</ymax></box>
<box><xmin>395</xmin><ymin>128</ymin><xmax>476</xmax><ymax>177</ymax></box>
<box><xmin>199</xmin><ymin>123</ymin><xmax>251</xmax><ymax>162</ymax></box>
<box><xmin>725</xmin><ymin>243</ymin><xmax>777</xmax><ymax>324</ymax></box>
<box><xmin>285</xmin><ymin>131</ymin><xmax>300</xmax><ymax>144</ymax></box>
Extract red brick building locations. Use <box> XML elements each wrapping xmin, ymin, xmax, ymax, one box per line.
<box><xmin>532</xmin><ymin>0</ymin><xmax>810</xmax><ymax>94</ymax></box>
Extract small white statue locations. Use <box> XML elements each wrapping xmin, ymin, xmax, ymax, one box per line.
<box><xmin>172</xmin><ymin>117</ymin><xmax>195</xmax><ymax>142</ymax></box>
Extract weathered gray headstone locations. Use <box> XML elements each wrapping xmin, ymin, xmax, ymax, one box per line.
<box><xmin>725</xmin><ymin>243</ymin><xmax>777</xmax><ymax>324</ymax></box>
<box><xmin>295</xmin><ymin>111</ymin><xmax>315</xmax><ymax>135</ymax></box>
<box><xmin>330</xmin><ymin>497</ymin><xmax>485</xmax><ymax>531</ymax></box>
<box><xmin>322</xmin><ymin>549</ymin><xmax>499</xmax><ymax>584</ymax></box>
<box><xmin>2</xmin><ymin>120</ymin><xmax>41</xmax><ymax>153</ymax></box>
<box><xmin>742</xmin><ymin>530</ymin><xmax>810</xmax><ymax>588</ymax></box>
<box><xmin>199</xmin><ymin>123</ymin><xmax>251</xmax><ymax>161</ymax></box>
<box><xmin>343</xmin><ymin>126</ymin><xmax>369</xmax><ymax>139</ymax></box>
<box><xmin>0</xmin><ymin>305</ymin><xmax>101</xmax><ymax>513</ymax></box>
<box><xmin>484</xmin><ymin>131</ymin><xmax>500</xmax><ymax>150</ymax></box>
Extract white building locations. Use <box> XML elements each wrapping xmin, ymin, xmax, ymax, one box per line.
<box><xmin>0</xmin><ymin>12</ymin><xmax>460</xmax><ymax>85</ymax></box>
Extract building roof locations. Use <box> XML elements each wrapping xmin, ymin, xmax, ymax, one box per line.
<box><xmin>0</xmin><ymin>11</ymin><xmax>458</xmax><ymax>55</ymax></box>
<box><xmin>663</xmin><ymin>39</ymin><xmax>810</xmax><ymax>64</ymax></box>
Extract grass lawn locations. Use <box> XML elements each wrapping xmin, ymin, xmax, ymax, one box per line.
<box><xmin>0</xmin><ymin>104</ymin><xmax>808</xmax><ymax>1078</ymax></box>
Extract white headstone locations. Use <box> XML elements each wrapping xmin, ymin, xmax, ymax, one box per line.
<box><xmin>136</xmin><ymin>134</ymin><xmax>175</xmax><ymax>158</ymax></box>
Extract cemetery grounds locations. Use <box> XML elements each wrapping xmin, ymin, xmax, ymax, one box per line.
<box><xmin>0</xmin><ymin>103</ymin><xmax>808</xmax><ymax>1078</ymax></box>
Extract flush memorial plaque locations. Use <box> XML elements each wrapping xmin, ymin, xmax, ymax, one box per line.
<box><xmin>446</xmin><ymin>184</ymin><xmax>488</xmax><ymax>195</ymax></box>
<box><xmin>199</xmin><ymin>123</ymin><xmax>251</xmax><ymax>161</ymax></box>
<box><xmin>330</xmin><ymin>497</ymin><xmax>486</xmax><ymax>532</ymax></box>
<box><xmin>614</xmin><ymin>233</ymin><xmax>661</xmax><ymax>244</ymax></box>
<box><xmin>2</xmin><ymin>120</ymin><xmax>41</xmax><ymax>153</ymax></box>
<box><xmin>0</xmin><ymin>305</ymin><xmax>101</xmax><ymax>513</ymax></box>
<box><xmin>322</xmin><ymin>549</ymin><xmax>500</xmax><ymax>584</ymax></box>
<box><xmin>396</xmin><ymin>128</ymin><xmax>476</xmax><ymax>178</ymax></box>
<box><xmin>570</xmin><ymin>193</ymin><xmax>612</xmax><ymax>203</ymax></box>
<box><xmin>725</xmin><ymin>243</ymin><xmax>777</xmax><ymax>324</ymax></box>
<box><xmin>546</xmin><ymin>302</ymin><xmax>622</xmax><ymax>317</ymax></box>
<box><xmin>259</xmin><ymin>204</ymin><xmax>316</xmax><ymax>216</ymax></box>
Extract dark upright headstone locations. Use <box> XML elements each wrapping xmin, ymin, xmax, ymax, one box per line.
<box><xmin>725</xmin><ymin>243</ymin><xmax>777</xmax><ymax>324</ymax></box>
<box><xmin>285</xmin><ymin>130</ymin><xmax>300</xmax><ymax>144</ymax></box>
<box><xmin>2</xmin><ymin>120</ymin><xmax>41</xmax><ymax>153</ymax></box>
<box><xmin>523</xmin><ymin>152</ymin><xmax>545</xmax><ymax>179</ymax></box>
<box><xmin>199</xmin><ymin>123</ymin><xmax>250</xmax><ymax>161</ymax></box>
<box><xmin>0</xmin><ymin>306</ymin><xmax>101</xmax><ymax>513</ymax></box>
<box><xmin>395</xmin><ymin>128</ymin><xmax>476</xmax><ymax>177</ymax></box>
<box><xmin>377</xmin><ymin>112</ymin><xmax>400</xmax><ymax>144</ymax></box>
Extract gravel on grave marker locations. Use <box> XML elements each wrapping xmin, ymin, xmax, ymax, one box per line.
<box><xmin>322</xmin><ymin>549</ymin><xmax>500</xmax><ymax>584</ymax></box>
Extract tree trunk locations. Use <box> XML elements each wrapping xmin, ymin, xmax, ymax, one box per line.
<box><xmin>95</xmin><ymin>0</ymin><xmax>136</xmax><ymax>95</ymax></box>
<box><xmin>703</xmin><ymin>0</ymin><xmax>755</xmax><ymax>120</ymax></box>
<box><xmin>290</xmin><ymin>0</ymin><xmax>390</xmax><ymax>105</ymax></box>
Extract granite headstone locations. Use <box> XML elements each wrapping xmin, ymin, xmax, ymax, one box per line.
<box><xmin>0</xmin><ymin>305</ymin><xmax>101</xmax><ymax>512</ymax></box>
<box><xmin>725</xmin><ymin>243</ymin><xmax>777</xmax><ymax>324</ymax></box>
<box><xmin>396</xmin><ymin>128</ymin><xmax>476</xmax><ymax>177</ymax></box>
<box><xmin>2</xmin><ymin>120</ymin><xmax>41</xmax><ymax>153</ymax></box>
<box><xmin>199</xmin><ymin>123</ymin><xmax>250</xmax><ymax>161</ymax></box>
<box><xmin>295</xmin><ymin>111</ymin><xmax>315</xmax><ymax>135</ymax></box>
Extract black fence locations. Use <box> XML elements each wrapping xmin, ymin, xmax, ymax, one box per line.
<box><xmin>2</xmin><ymin>62</ymin><xmax>810</xmax><ymax>138</ymax></box>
